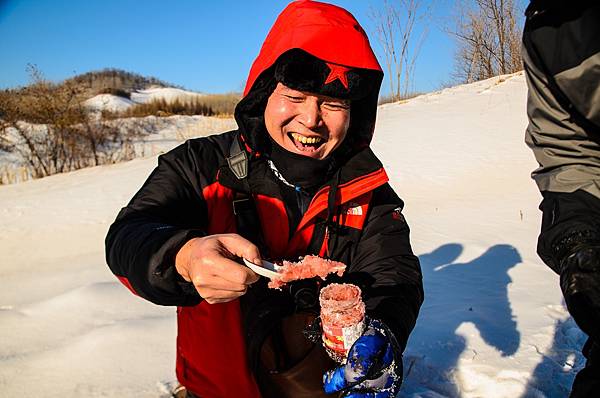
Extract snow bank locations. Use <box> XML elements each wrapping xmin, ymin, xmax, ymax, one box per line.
<box><xmin>83</xmin><ymin>87</ymin><xmax>207</xmax><ymax>113</ymax></box>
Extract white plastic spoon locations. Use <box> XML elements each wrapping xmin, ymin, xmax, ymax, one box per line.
<box><xmin>242</xmin><ymin>258</ymin><xmax>282</xmax><ymax>279</ymax></box>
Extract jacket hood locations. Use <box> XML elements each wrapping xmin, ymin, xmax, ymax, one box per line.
<box><xmin>234</xmin><ymin>0</ymin><xmax>383</xmax><ymax>156</ymax></box>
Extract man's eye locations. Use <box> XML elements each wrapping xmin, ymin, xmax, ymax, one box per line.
<box><xmin>284</xmin><ymin>95</ymin><xmax>304</xmax><ymax>102</ymax></box>
<box><xmin>323</xmin><ymin>102</ymin><xmax>350</xmax><ymax>111</ymax></box>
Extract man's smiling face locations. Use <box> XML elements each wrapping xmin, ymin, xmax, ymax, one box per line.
<box><xmin>264</xmin><ymin>82</ymin><xmax>351</xmax><ymax>160</ymax></box>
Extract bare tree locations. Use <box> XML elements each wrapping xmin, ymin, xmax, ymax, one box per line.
<box><xmin>451</xmin><ymin>0</ymin><xmax>523</xmax><ymax>83</ymax></box>
<box><xmin>0</xmin><ymin>65</ymin><xmax>147</xmax><ymax>182</ymax></box>
<box><xmin>370</xmin><ymin>0</ymin><xmax>432</xmax><ymax>101</ymax></box>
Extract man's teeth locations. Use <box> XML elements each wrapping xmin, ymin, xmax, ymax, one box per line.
<box><xmin>291</xmin><ymin>133</ymin><xmax>322</xmax><ymax>144</ymax></box>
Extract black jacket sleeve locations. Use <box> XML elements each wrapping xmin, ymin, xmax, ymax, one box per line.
<box><xmin>348</xmin><ymin>184</ymin><xmax>424</xmax><ymax>353</ymax></box>
<box><xmin>105</xmin><ymin>138</ymin><xmax>222</xmax><ymax>306</ymax></box>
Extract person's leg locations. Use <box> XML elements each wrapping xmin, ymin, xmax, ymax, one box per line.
<box><xmin>570</xmin><ymin>338</ymin><xmax>600</xmax><ymax>397</ymax></box>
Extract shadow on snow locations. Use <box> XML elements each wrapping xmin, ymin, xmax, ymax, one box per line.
<box><xmin>400</xmin><ymin>243</ymin><xmax>522</xmax><ymax>397</ymax></box>
<box><xmin>520</xmin><ymin>311</ymin><xmax>586</xmax><ymax>397</ymax></box>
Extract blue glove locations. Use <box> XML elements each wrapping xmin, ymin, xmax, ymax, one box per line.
<box><xmin>323</xmin><ymin>318</ymin><xmax>402</xmax><ymax>397</ymax></box>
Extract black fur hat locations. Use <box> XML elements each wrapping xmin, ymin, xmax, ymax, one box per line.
<box><xmin>273</xmin><ymin>49</ymin><xmax>378</xmax><ymax>101</ymax></box>
<box><xmin>234</xmin><ymin>48</ymin><xmax>383</xmax><ymax>155</ymax></box>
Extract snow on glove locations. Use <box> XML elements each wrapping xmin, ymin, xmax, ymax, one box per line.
<box><xmin>323</xmin><ymin>318</ymin><xmax>402</xmax><ymax>397</ymax></box>
<box><xmin>560</xmin><ymin>244</ymin><xmax>600</xmax><ymax>341</ymax></box>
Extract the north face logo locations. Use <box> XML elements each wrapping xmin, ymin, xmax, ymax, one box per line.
<box><xmin>337</xmin><ymin>193</ymin><xmax>371</xmax><ymax>231</ymax></box>
<box><xmin>345</xmin><ymin>202</ymin><xmax>363</xmax><ymax>216</ymax></box>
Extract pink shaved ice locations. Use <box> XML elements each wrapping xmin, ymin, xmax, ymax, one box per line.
<box><xmin>267</xmin><ymin>255</ymin><xmax>346</xmax><ymax>289</ymax></box>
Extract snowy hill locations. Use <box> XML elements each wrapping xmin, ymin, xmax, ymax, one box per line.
<box><xmin>0</xmin><ymin>72</ymin><xmax>584</xmax><ymax>397</ymax></box>
<box><xmin>371</xmin><ymin>72</ymin><xmax>584</xmax><ymax>397</ymax></box>
<box><xmin>84</xmin><ymin>87</ymin><xmax>206</xmax><ymax>113</ymax></box>
<box><xmin>130</xmin><ymin>87</ymin><xmax>206</xmax><ymax>104</ymax></box>
<box><xmin>84</xmin><ymin>93</ymin><xmax>136</xmax><ymax>112</ymax></box>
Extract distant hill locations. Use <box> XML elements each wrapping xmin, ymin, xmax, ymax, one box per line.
<box><xmin>63</xmin><ymin>68</ymin><xmax>182</xmax><ymax>98</ymax></box>
<box><xmin>1</xmin><ymin>67</ymin><xmax>240</xmax><ymax>119</ymax></box>
<box><xmin>1</xmin><ymin>68</ymin><xmax>185</xmax><ymax>102</ymax></box>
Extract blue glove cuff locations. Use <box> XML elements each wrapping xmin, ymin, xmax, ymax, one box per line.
<box><xmin>323</xmin><ymin>317</ymin><xmax>403</xmax><ymax>396</ymax></box>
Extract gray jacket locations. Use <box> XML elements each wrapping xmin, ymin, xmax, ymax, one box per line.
<box><xmin>523</xmin><ymin>2</ymin><xmax>600</xmax><ymax>197</ymax></box>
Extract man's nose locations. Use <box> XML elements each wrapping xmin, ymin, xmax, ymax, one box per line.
<box><xmin>297</xmin><ymin>99</ymin><xmax>322</xmax><ymax>129</ymax></box>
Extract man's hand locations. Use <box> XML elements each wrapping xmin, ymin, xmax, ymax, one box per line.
<box><xmin>323</xmin><ymin>319</ymin><xmax>401</xmax><ymax>398</ymax></box>
<box><xmin>560</xmin><ymin>245</ymin><xmax>600</xmax><ymax>341</ymax></box>
<box><xmin>175</xmin><ymin>233</ymin><xmax>261</xmax><ymax>304</ymax></box>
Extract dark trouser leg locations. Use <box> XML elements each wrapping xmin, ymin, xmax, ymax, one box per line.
<box><xmin>184</xmin><ymin>390</ymin><xmax>199</xmax><ymax>398</ymax></box>
<box><xmin>570</xmin><ymin>338</ymin><xmax>600</xmax><ymax>397</ymax></box>
<box><xmin>535</xmin><ymin>192</ymin><xmax>600</xmax><ymax>396</ymax></box>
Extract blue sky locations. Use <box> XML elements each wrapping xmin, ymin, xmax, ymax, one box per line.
<box><xmin>0</xmin><ymin>0</ymin><xmax>457</xmax><ymax>96</ymax></box>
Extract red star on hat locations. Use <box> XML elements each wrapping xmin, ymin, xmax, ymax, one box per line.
<box><xmin>324</xmin><ymin>62</ymin><xmax>350</xmax><ymax>90</ymax></box>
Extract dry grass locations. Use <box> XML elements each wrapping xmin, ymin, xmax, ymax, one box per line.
<box><xmin>192</xmin><ymin>92</ymin><xmax>241</xmax><ymax>116</ymax></box>
<box><xmin>113</xmin><ymin>98</ymin><xmax>214</xmax><ymax>118</ymax></box>
<box><xmin>0</xmin><ymin>165</ymin><xmax>32</xmax><ymax>185</ymax></box>
<box><xmin>378</xmin><ymin>92</ymin><xmax>421</xmax><ymax>105</ymax></box>
<box><xmin>102</xmin><ymin>92</ymin><xmax>241</xmax><ymax>119</ymax></box>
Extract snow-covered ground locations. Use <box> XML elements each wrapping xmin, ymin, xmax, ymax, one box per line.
<box><xmin>0</xmin><ymin>72</ymin><xmax>585</xmax><ymax>397</ymax></box>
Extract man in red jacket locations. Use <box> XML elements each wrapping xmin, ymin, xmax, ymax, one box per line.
<box><xmin>106</xmin><ymin>1</ymin><xmax>423</xmax><ymax>397</ymax></box>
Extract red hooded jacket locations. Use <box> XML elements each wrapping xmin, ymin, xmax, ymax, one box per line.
<box><xmin>106</xmin><ymin>2</ymin><xmax>423</xmax><ymax>397</ymax></box>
